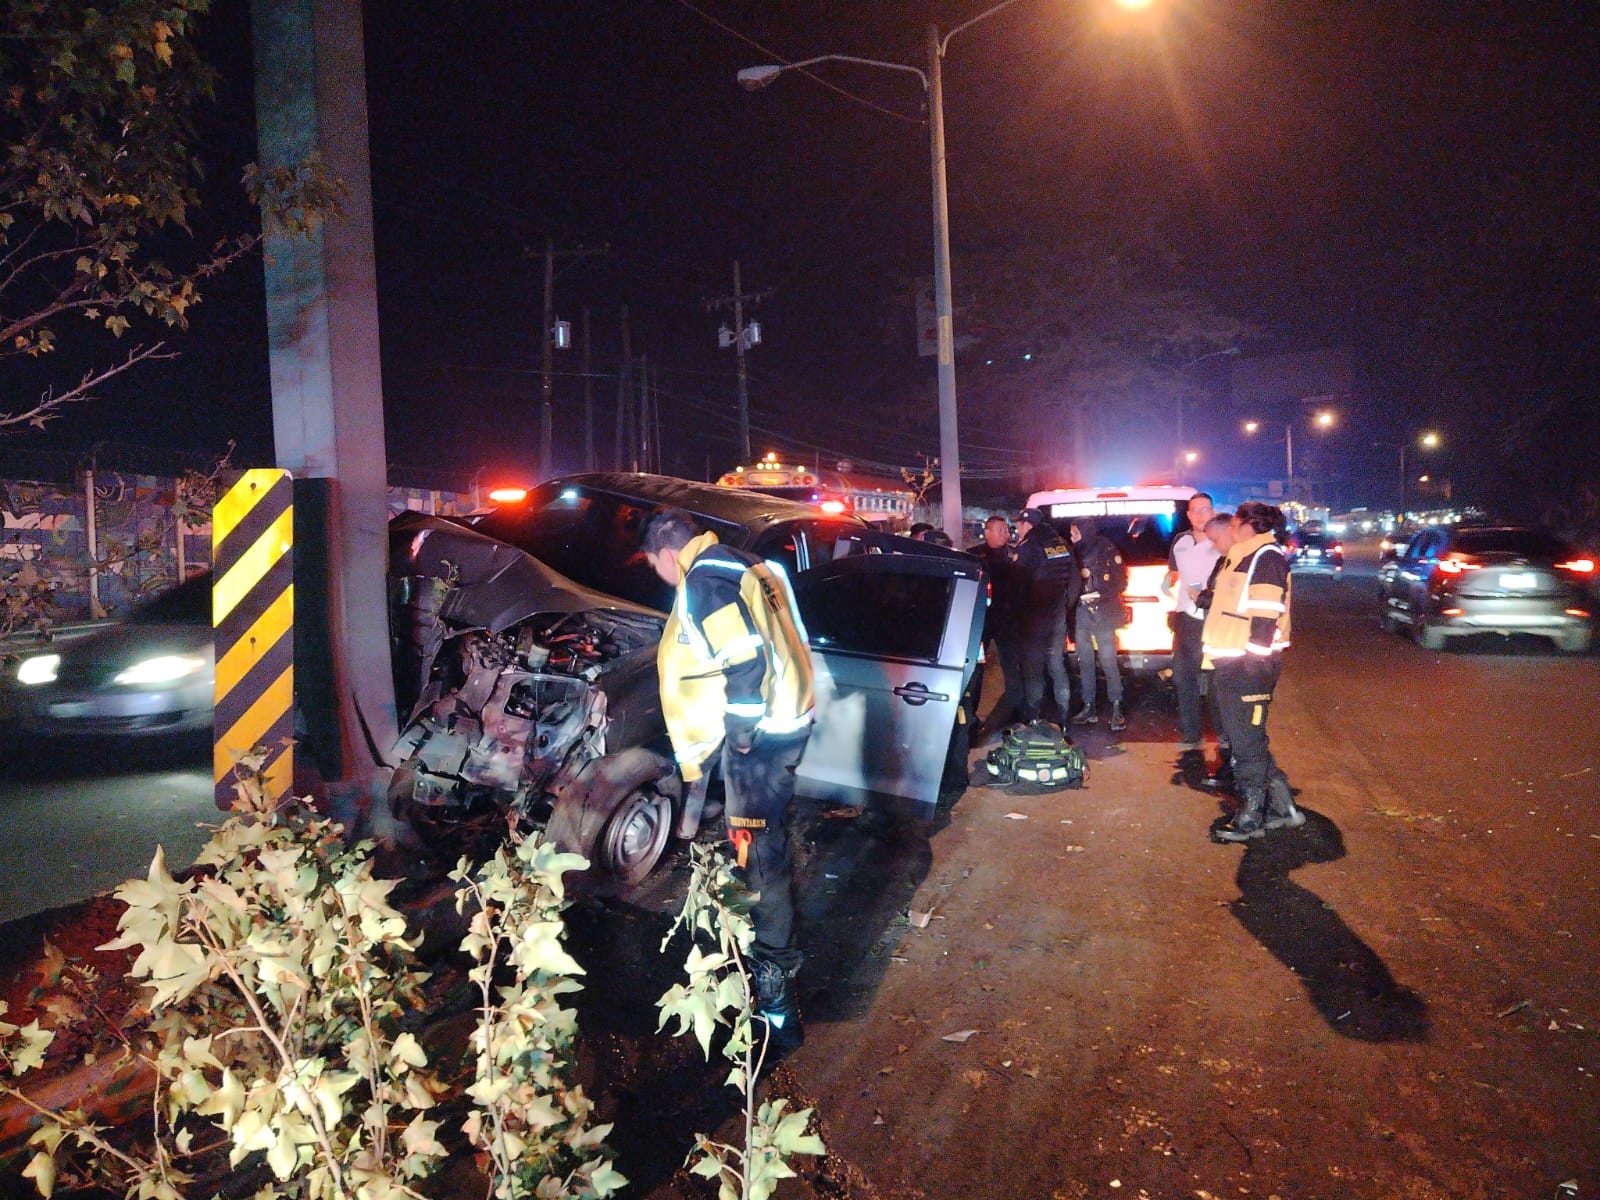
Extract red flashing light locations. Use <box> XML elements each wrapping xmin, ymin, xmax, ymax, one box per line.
<box><xmin>1556</xmin><ymin>558</ymin><xmax>1596</xmax><ymax>574</ymax></box>
<box><xmin>488</xmin><ymin>487</ymin><xmax>529</xmax><ymax>504</ymax></box>
<box><xmin>819</xmin><ymin>499</ymin><xmax>848</xmax><ymax>515</ymax></box>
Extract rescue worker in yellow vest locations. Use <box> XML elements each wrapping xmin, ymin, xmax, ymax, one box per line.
<box><xmin>642</xmin><ymin>507</ymin><xmax>816</xmax><ymax>1052</ymax></box>
<box><xmin>1200</xmin><ymin>501</ymin><xmax>1304</xmax><ymax>842</ymax></box>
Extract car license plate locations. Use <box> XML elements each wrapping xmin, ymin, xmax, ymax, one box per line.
<box><xmin>1306</xmin><ymin>548</ymin><xmax>1321</xmax><ymax>558</ymax></box>
<box><xmin>1500</xmin><ymin>572</ymin><xmax>1537</xmax><ymax>589</ymax></box>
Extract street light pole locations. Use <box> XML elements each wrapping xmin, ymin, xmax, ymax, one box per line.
<box><xmin>1285</xmin><ymin>422</ymin><xmax>1294</xmax><ymax>484</ymax></box>
<box><xmin>925</xmin><ymin>24</ymin><xmax>963</xmax><ymax>541</ymax></box>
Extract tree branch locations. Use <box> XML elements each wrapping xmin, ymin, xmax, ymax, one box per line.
<box><xmin>0</xmin><ymin>342</ymin><xmax>175</xmax><ymax>432</ymax></box>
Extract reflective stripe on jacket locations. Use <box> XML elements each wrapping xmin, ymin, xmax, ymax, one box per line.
<box><xmin>1201</xmin><ymin>531</ymin><xmax>1291</xmax><ymax>664</ymax></box>
<box><xmin>658</xmin><ymin>531</ymin><xmax>816</xmax><ymax>781</ymax></box>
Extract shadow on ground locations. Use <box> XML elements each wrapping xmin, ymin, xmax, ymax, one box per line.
<box><xmin>1222</xmin><ymin>806</ymin><xmax>1430</xmax><ymax>1042</ymax></box>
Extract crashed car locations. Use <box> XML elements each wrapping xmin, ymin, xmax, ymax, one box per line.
<box><xmin>388</xmin><ymin>474</ymin><xmax>986</xmax><ymax>884</ymax></box>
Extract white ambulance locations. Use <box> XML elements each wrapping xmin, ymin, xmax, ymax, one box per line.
<box><xmin>1024</xmin><ymin>484</ymin><xmax>1199</xmax><ymax>671</ymax></box>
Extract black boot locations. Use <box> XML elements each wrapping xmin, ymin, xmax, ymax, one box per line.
<box><xmin>1262</xmin><ymin>772</ymin><xmax>1304</xmax><ymax>831</ymax></box>
<box><xmin>1214</xmin><ymin>785</ymin><xmax>1268</xmax><ymax>842</ymax></box>
<box><xmin>751</xmin><ymin>957</ymin><xmax>803</xmax><ymax>1058</ymax></box>
<box><xmin>1071</xmin><ymin>703</ymin><xmax>1098</xmax><ymax>726</ymax></box>
<box><xmin>1201</xmin><ymin>752</ymin><xmax>1235</xmax><ymax>793</ymax></box>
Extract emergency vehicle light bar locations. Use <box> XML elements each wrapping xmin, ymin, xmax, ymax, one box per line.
<box><xmin>1048</xmin><ymin>500</ymin><xmax>1176</xmax><ymax>517</ymax></box>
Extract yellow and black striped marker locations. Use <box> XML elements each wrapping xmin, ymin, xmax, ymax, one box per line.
<box><xmin>212</xmin><ymin>469</ymin><xmax>293</xmax><ymax>809</ymax></box>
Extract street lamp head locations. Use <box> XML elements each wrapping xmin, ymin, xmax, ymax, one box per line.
<box><xmin>1243</xmin><ymin>420</ymin><xmax>1260</xmax><ymax>435</ymax></box>
<box><xmin>736</xmin><ymin>65</ymin><xmax>785</xmax><ymax>91</ymax></box>
<box><xmin>1420</xmin><ymin>431</ymin><xmax>1441</xmax><ymax>448</ymax></box>
<box><xmin>1184</xmin><ymin>451</ymin><xmax>1199</xmax><ymax>464</ymax></box>
<box><xmin>1113</xmin><ymin>0</ymin><xmax>1157</xmax><ymax>8</ymax></box>
<box><xmin>1315</xmin><ymin>410</ymin><xmax>1335</xmax><ymax>428</ymax></box>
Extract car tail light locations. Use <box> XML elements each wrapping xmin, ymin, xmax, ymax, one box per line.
<box><xmin>819</xmin><ymin>499</ymin><xmax>848</xmax><ymax>515</ymax></box>
<box><xmin>1567</xmin><ymin>608</ymin><xmax>1591</xmax><ymax>618</ymax></box>
<box><xmin>1332</xmin><ymin>543</ymin><xmax>1344</xmax><ymax>555</ymax></box>
<box><xmin>1556</xmin><ymin>558</ymin><xmax>1596</xmax><ymax>574</ymax></box>
<box><xmin>1441</xmin><ymin>607</ymin><xmax>1464</xmax><ymax>616</ymax></box>
<box><xmin>1436</xmin><ymin>558</ymin><xmax>1480</xmax><ymax>575</ymax></box>
<box><xmin>488</xmin><ymin>486</ymin><xmax>529</xmax><ymax>504</ymax></box>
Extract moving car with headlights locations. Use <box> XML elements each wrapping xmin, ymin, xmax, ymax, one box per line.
<box><xmin>0</xmin><ymin>573</ymin><xmax>213</xmax><ymax>739</ymax></box>
<box><xmin>1024</xmin><ymin>484</ymin><xmax>1197</xmax><ymax>671</ymax></box>
<box><xmin>391</xmin><ymin>473</ymin><xmax>986</xmax><ymax>884</ymax></box>
<box><xmin>1288</xmin><ymin>527</ymin><xmax>1344</xmax><ymax>576</ymax></box>
<box><xmin>1378</xmin><ymin>525</ymin><xmax>1593</xmax><ymax>652</ymax></box>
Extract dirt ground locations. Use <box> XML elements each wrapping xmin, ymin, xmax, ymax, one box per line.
<box><xmin>3</xmin><ymin>564</ymin><xmax>1597</xmax><ymax>1199</ymax></box>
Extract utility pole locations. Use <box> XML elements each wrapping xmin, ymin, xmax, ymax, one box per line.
<box><xmin>708</xmin><ymin>260</ymin><xmax>772</xmax><ymax>464</ymax></box>
<box><xmin>581</xmin><ymin>306</ymin><xmax>594</xmax><ymax>471</ymax></box>
<box><xmin>637</xmin><ymin>356</ymin><xmax>650</xmax><ymax>473</ymax></box>
<box><xmin>533</xmin><ymin>241</ymin><xmax>606</xmax><ymax>480</ymax></box>
<box><xmin>539</xmin><ymin>238</ymin><xmax>555</xmax><ymax>480</ymax></box>
<box><xmin>615</xmin><ymin>304</ymin><xmax>631</xmax><ymax>472</ymax></box>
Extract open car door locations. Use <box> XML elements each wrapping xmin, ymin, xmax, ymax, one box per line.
<box><xmin>789</xmin><ymin>546</ymin><xmax>985</xmax><ymax>816</ymax></box>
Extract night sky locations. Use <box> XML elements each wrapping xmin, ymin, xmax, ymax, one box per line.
<box><xmin>14</xmin><ymin>1</ymin><xmax>1600</xmax><ymax>520</ymax></box>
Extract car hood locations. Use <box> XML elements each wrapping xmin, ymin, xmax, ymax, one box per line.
<box><xmin>390</xmin><ymin>512</ymin><xmax>660</xmax><ymax>633</ymax></box>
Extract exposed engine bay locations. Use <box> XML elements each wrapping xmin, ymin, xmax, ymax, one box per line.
<box><xmin>387</xmin><ymin>514</ymin><xmax>679</xmax><ymax>882</ymax></box>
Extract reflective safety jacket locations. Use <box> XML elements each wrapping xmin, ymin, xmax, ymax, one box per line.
<box><xmin>658</xmin><ymin>531</ymin><xmax>816</xmax><ymax>781</ymax></box>
<box><xmin>1200</xmin><ymin>530</ymin><xmax>1291</xmax><ymax>664</ymax></box>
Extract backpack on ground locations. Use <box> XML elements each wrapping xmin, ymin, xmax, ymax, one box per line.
<box><xmin>982</xmin><ymin>721</ymin><xmax>1088</xmax><ymax>790</ymax></box>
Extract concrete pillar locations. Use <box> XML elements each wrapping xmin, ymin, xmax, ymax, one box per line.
<box><xmin>252</xmin><ymin>0</ymin><xmax>395</xmax><ymax>791</ymax></box>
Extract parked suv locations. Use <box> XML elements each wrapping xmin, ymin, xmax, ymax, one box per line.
<box><xmin>1377</xmin><ymin>525</ymin><xmax>1593</xmax><ymax>652</ymax></box>
<box><xmin>389</xmin><ymin>474</ymin><xmax>986</xmax><ymax>884</ymax></box>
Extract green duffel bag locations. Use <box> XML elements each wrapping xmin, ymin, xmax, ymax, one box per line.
<box><xmin>982</xmin><ymin>720</ymin><xmax>1088</xmax><ymax>790</ymax></box>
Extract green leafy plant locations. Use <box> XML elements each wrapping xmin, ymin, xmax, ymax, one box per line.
<box><xmin>657</xmin><ymin>843</ymin><xmax>825</xmax><ymax>1200</ymax></box>
<box><xmin>451</xmin><ymin>837</ymin><xmax>627</xmax><ymax>1200</ymax></box>
<box><xmin>0</xmin><ymin>752</ymin><xmax>623</xmax><ymax>1199</ymax></box>
<box><xmin>0</xmin><ymin>0</ymin><xmax>341</xmax><ymax>432</ymax></box>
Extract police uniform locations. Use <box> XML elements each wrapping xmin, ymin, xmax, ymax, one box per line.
<box><xmin>1013</xmin><ymin>512</ymin><xmax>1080</xmax><ymax>723</ymax></box>
<box><xmin>1200</xmin><ymin>528</ymin><xmax>1300</xmax><ymax>840</ymax></box>
<box><xmin>1072</xmin><ymin>525</ymin><xmax>1127</xmax><ymax>725</ymax></box>
<box><xmin>658</xmin><ymin>530</ymin><xmax>815</xmax><ymax>991</ymax></box>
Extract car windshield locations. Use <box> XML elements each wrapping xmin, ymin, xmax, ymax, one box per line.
<box><xmin>1072</xmin><ymin>507</ymin><xmax>1183</xmax><ymax>567</ymax></box>
<box><xmin>475</xmin><ymin>489</ymin><xmax>744</xmax><ymax>611</ymax></box>
<box><xmin>1297</xmin><ymin>531</ymin><xmax>1332</xmax><ymax>547</ymax></box>
<box><xmin>126</xmin><ymin>574</ymin><xmax>211</xmax><ymax>625</ymax></box>
<box><xmin>1451</xmin><ymin>528</ymin><xmax>1572</xmax><ymax>561</ymax></box>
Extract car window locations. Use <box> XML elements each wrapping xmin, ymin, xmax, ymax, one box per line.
<box><xmin>1451</xmin><ymin>528</ymin><xmax>1572</xmax><ymax>561</ymax></box>
<box><xmin>127</xmin><ymin>573</ymin><xmax>211</xmax><ymax>624</ymax></box>
<box><xmin>1404</xmin><ymin>532</ymin><xmax>1436</xmax><ymax>561</ymax></box>
<box><xmin>1080</xmin><ymin>507</ymin><xmax>1181</xmax><ymax>568</ymax></box>
<box><xmin>475</xmin><ymin>490</ymin><xmax>696</xmax><ymax>611</ymax></box>
<box><xmin>798</xmin><ymin>570</ymin><xmax>954</xmax><ymax>660</ymax></box>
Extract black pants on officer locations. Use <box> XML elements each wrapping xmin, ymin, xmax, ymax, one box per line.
<box><xmin>1074</xmin><ymin>602</ymin><xmax>1124</xmax><ymax>709</ymax></box>
<box><xmin>1172</xmin><ymin>612</ymin><xmax>1207</xmax><ymax>745</ymax></box>
<box><xmin>1208</xmin><ymin>657</ymin><xmax>1285</xmax><ymax>796</ymax></box>
<box><xmin>721</xmin><ymin>726</ymin><xmax>810</xmax><ymax>975</ymax></box>
<box><xmin>1020</xmin><ymin>610</ymin><xmax>1071</xmax><ymax>722</ymax></box>
<box><xmin>991</xmin><ymin>627</ymin><xmax>1026</xmax><ymax>726</ymax></box>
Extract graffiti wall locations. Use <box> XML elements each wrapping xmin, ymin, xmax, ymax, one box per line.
<box><xmin>1</xmin><ymin>475</ymin><xmax>470</xmax><ymax>627</ymax></box>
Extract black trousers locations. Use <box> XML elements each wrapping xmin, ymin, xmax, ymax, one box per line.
<box><xmin>1209</xmin><ymin>658</ymin><xmax>1283</xmax><ymax>794</ymax></box>
<box><xmin>1019</xmin><ymin>611</ymin><xmax>1072</xmax><ymax>722</ymax></box>
<box><xmin>1172</xmin><ymin>613</ymin><xmax>1207</xmax><ymax>744</ymax></box>
<box><xmin>722</xmin><ymin>727</ymin><xmax>810</xmax><ymax>974</ymax></box>
<box><xmin>992</xmin><ymin>628</ymin><xmax>1025</xmax><ymax>725</ymax></box>
<box><xmin>1074</xmin><ymin>603</ymin><xmax>1124</xmax><ymax>707</ymax></box>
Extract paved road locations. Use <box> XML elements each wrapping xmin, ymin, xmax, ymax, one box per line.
<box><xmin>0</xmin><ymin>740</ymin><xmax>214</xmax><ymax>924</ymax></box>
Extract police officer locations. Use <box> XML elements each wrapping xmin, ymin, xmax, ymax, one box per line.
<box><xmin>968</xmin><ymin>514</ymin><xmax>1022</xmax><ymax>731</ymax></box>
<box><xmin>642</xmin><ymin>506</ymin><xmax>816</xmax><ymax>1051</ymax></box>
<box><xmin>1069</xmin><ymin>519</ymin><xmax>1128</xmax><ymax>731</ymax></box>
<box><xmin>1164</xmin><ymin>491</ymin><xmax>1221</xmax><ymax>753</ymax></box>
<box><xmin>1013</xmin><ymin>507</ymin><xmax>1080</xmax><ymax>724</ymax></box>
<box><xmin>1200</xmin><ymin>502</ymin><xmax>1303</xmax><ymax>841</ymax></box>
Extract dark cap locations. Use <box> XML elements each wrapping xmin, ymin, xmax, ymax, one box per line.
<box><xmin>1017</xmin><ymin>506</ymin><xmax>1048</xmax><ymax>526</ymax></box>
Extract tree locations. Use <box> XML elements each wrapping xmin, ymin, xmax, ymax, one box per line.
<box><xmin>0</xmin><ymin>0</ymin><xmax>336</xmax><ymax>432</ymax></box>
<box><xmin>953</xmin><ymin>203</ymin><xmax>1258</xmax><ymax>480</ymax></box>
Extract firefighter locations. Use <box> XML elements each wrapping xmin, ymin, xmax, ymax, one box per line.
<box><xmin>642</xmin><ymin>507</ymin><xmax>816</xmax><ymax>1054</ymax></box>
<box><xmin>1013</xmin><ymin>507</ymin><xmax>1081</xmax><ymax>724</ymax></box>
<box><xmin>1200</xmin><ymin>501</ymin><xmax>1304</xmax><ymax>842</ymax></box>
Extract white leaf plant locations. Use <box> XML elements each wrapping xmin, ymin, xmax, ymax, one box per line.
<box><xmin>656</xmin><ymin>843</ymin><xmax>825</xmax><ymax>1200</ymax></box>
<box><xmin>0</xmin><ymin>752</ymin><xmax>623</xmax><ymax>1200</ymax></box>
